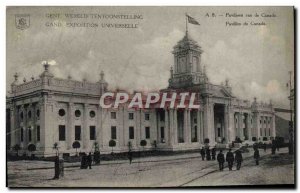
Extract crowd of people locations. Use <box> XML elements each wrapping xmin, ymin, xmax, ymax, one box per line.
<box><xmin>200</xmin><ymin>146</ymin><xmax>249</xmax><ymax>171</ymax></box>
<box><xmin>79</xmin><ymin>144</ymin><xmax>267</xmax><ymax>171</ymax></box>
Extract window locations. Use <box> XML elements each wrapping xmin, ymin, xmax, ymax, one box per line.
<box><xmin>90</xmin><ymin>111</ymin><xmax>96</xmax><ymax>118</ymax></box>
<box><xmin>129</xmin><ymin>113</ymin><xmax>134</xmax><ymax>120</ymax></box>
<box><xmin>58</xmin><ymin>109</ymin><xmax>65</xmax><ymax>117</ymax></box>
<box><xmin>161</xmin><ymin>127</ymin><xmax>165</xmax><ymax>139</ymax></box>
<box><xmin>28</xmin><ymin>129</ymin><xmax>32</xmax><ymax>142</ymax></box>
<box><xmin>21</xmin><ymin>128</ymin><xmax>23</xmax><ymax>142</ymax></box>
<box><xmin>111</xmin><ymin>112</ymin><xmax>116</xmax><ymax>119</ymax></box>
<box><xmin>194</xmin><ymin>118</ymin><xmax>197</xmax><ymax>124</ymax></box>
<box><xmin>36</xmin><ymin>109</ymin><xmax>40</xmax><ymax>119</ymax></box>
<box><xmin>90</xmin><ymin>126</ymin><xmax>96</xmax><ymax>140</ymax></box>
<box><xmin>160</xmin><ymin>111</ymin><xmax>165</xmax><ymax>121</ymax></box>
<box><xmin>145</xmin><ymin>127</ymin><xmax>150</xmax><ymax>139</ymax></box>
<box><xmin>28</xmin><ymin>111</ymin><xmax>32</xmax><ymax>119</ymax></box>
<box><xmin>269</xmin><ymin>128</ymin><xmax>271</xmax><ymax>136</ymax></box>
<box><xmin>264</xmin><ymin>128</ymin><xmax>267</xmax><ymax>136</ymax></box>
<box><xmin>75</xmin><ymin>110</ymin><xmax>81</xmax><ymax>117</ymax></box>
<box><xmin>111</xmin><ymin>126</ymin><xmax>117</xmax><ymax>139</ymax></box>
<box><xmin>20</xmin><ymin>112</ymin><xmax>23</xmax><ymax>120</ymax></box>
<box><xmin>36</xmin><ymin>126</ymin><xmax>40</xmax><ymax>141</ymax></box>
<box><xmin>145</xmin><ymin>113</ymin><xmax>150</xmax><ymax>121</ymax></box>
<box><xmin>59</xmin><ymin>125</ymin><xmax>66</xmax><ymax>141</ymax></box>
<box><xmin>75</xmin><ymin>126</ymin><xmax>81</xmax><ymax>140</ymax></box>
<box><xmin>129</xmin><ymin>127</ymin><xmax>134</xmax><ymax>139</ymax></box>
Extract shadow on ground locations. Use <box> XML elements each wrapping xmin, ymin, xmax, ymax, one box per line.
<box><xmin>263</xmin><ymin>153</ymin><xmax>294</xmax><ymax>167</ymax></box>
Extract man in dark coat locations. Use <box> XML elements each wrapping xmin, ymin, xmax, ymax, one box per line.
<box><xmin>80</xmin><ymin>153</ymin><xmax>87</xmax><ymax>169</ymax></box>
<box><xmin>217</xmin><ymin>150</ymin><xmax>225</xmax><ymax>171</ymax></box>
<box><xmin>128</xmin><ymin>150</ymin><xmax>133</xmax><ymax>164</ymax></box>
<box><xmin>206</xmin><ymin>147</ymin><xmax>211</xmax><ymax>161</ymax></box>
<box><xmin>226</xmin><ymin>149</ymin><xmax>234</xmax><ymax>171</ymax></box>
<box><xmin>87</xmin><ymin>152</ymin><xmax>92</xmax><ymax>169</ymax></box>
<box><xmin>200</xmin><ymin>147</ymin><xmax>206</xmax><ymax>161</ymax></box>
<box><xmin>211</xmin><ymin>148</ymin><xmax>216</xmax><ymax>160</ymax></box>
<box><xmin>263</xmin><ymin>143</ymin><xmax>267</xmax><ymax>152</ymax></box>
<box><xmin>254</xmin><ymin>148</ymin><xmax>260</xmax><ymax>165</ymax></box>
<box><xmin>235</xmin><ymin>149</ymin><xmax>243</xmax><ymax>170</ymax></box>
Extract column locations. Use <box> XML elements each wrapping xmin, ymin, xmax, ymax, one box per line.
<box><xmin>10</xmin><ymin>106</ymin><xmax>16</xmax><ymax>148</ymax></box>
<box><xmin>247</xmin><ymin>113</ymin><xmax>252</xmax><ymax>140</ymax></box>
<box><xmin>199</xmin><ymin>110</ymin><xmax>204</xmax><ymax>143</ymax></box>
<box><xmin>82</xmin><ymin>104</ymin><xmax>89</xmax><ymax>149</ymax></box>
<box><xmin>97</xmin><ymin>105</ymin><xmax>103</xmax><ymax>149</ymax></box>
<box><xmin>271</xmin><ymin>114</ymin><xmax>276</xmax><ymax>137</ymax></box>
<box><xmin>157</xmin><ymin>111</ymin><xmax>161</xmax><ymax>142</ymax></box>
<box><xmin>67</xmin><ymin>103</ymin><xmax>74</xmax><ymax>149</ymax></box>
<box><xmin>173</xmin><ymin>109</ymin><xmax>178</xmax><ymax>145</ymax></box>
<box><xmin>210</xmin><ymin>104</ymin><xmax>215</xmax><ymax>144</ymax></box>
<box><xmin>39</xmin><ymin>102</ymin><xmax>46</xmax><ymax>153</ymax></box>
<box><xmin>187</xmin><ymin>109</ymin><xmax>191</xmax><ymax>143</ymax></box>
<box><xmin>32</xmin><ymin>104</ymin><xmax>37</xmax><ymax>144</ymax></box>
<box><xmin>227</xmin><ymin>107</ymin><xmax>235</xmax><ymax>142</ymax></box>
<box><xmin>136</xmin><ymin>110</ymin><xmax>141</xmax><ymax>147</ymax></box>
<box><xmin>184</xmin><ymin>109</ymin><xmax>188</xmax><ymax>143</ymax></box>
<box><xmin>169</xmin><ymin>109</ymin><xmax>174</xmax><ymax>146</ymax></box>
<box><xmin>238</xmin><ymin>112</ymin><xmax>243</xmax><ymax>139</ymax></box>
<box><xmin>23</xmin><ymin>106</ymin><xmax>28</xmax><ymax>148</ymax></box>
<box><xmin>224</xmin><ymin>105</ymin><xmax>229</xmax><ymax>143</ymax></box>
<box><xmin>197</xmin><ymin>109</ymin><xmax>201</xmax><ymax>143</ymax></box>
<box><xmin>164</xmin><ymin>109</ymin><xmax>169</xmax><ymax>144</ymax></box>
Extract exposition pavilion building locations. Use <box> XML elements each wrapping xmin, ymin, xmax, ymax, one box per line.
<box><xmin>6</xmin><ymin>31</ymin><xmax>276</xmax><ymax>156</ymax></box>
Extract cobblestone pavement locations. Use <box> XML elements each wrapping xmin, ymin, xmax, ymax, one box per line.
<box><xmin>7</xmin><ymin>147</ymin><xmax>294</xmax><ymax>187</ymax></box>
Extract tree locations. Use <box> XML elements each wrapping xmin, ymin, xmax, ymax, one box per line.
<box><xmin>72</xmin><ymin>141</ymin><xmax>81</xmax><ymax>156</ymax></box>
<box><xmin>53</xmin><ymin>142</ymin><xmax>59</xmax><ymax>156</ymax></box>
<box><xmin>13</xmin><ymin>144</ymin><xmax>21</xmax><ymax>157</ymax></box>
<box><xmin>109</xmin><ymin>139</ymin><xmax>116</xmax><ymax>153</ymax></box>
<box><xmin>93</xmin><ymin>141</ymin><xmax>99</xmax><ymax>152</ymax></box>
<box><xmin>93</xmin><ymin>142</ymin><xmax>100</xmax><ymax>165</ymax></box>
<box><xmin>140</xmin><ymin>140</ymin><xmax>147</xmax><ymax>155</ymax></box>
<box><xmin>28</xmin><ymin>144</ymin><xmax>36</xmax><ymax>158</ymax></box>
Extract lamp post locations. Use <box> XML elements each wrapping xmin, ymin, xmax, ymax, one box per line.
<box><xmin>288</xmin><ymin>71</ymin><xmax>294</xmax><ymax>155</ymax></box>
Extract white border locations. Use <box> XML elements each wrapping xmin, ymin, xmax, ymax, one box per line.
<box><xmin>1</xmin><ymin>0</ymin><xmax>297</xmax><ymax>193</ymax></box>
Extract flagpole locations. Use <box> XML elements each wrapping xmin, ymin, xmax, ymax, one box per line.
<box><xmin>185</xmin><ymin>13</ymin><xmax>188</xmax><ymax>34</ymax></box>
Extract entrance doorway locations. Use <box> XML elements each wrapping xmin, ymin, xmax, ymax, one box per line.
<box><xmin>214</xmin><ymin>104</ymin><xmax>225</xmax><ymax>143</ymax></box>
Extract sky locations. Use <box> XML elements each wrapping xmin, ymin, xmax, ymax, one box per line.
<box><xmin>6</xmin><ymin>6</ymin><xmax>294</xmax><ymax>108</ymax></box>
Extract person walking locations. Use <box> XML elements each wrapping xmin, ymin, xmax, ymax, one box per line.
<box><xmin>206</xmin><ymin>147</ymin><xmax>211</xmax><ymax>161</ymax></box>
<box><xmin>235</xmin><ymin>149</ymin><xmax>243</xmax><ymax>170</ymax></box>
<box><xmin>254</xmin><ymin>148</ymin><xmax>260</xmax><ymax>165</ymax></box>
<box><xmin>211</xmin><ymin>148</ymin><xmax>216</xmax><ymax>160</ymax></box>
<box><xmin>200</xmin><ymin>147</ymin><xmax>206</xmax><ymax>161</ymax></box>
<box><xmin>217</xmin><ymin>150</ymin><xmax>225</xmax><ymax>171</ymax></box>
<box><xmin>128</xmin><ymin>150</ymin><xmax>133</xmax><ymax>164</ymax></box>
<box><xmin>226</xmin><ymin>149</ymin><xmax>234</xmax><ymax>171</ymax></box>
<box><xmin>263</xmin><ymin>143</ymin><xmax>267</xmax><ymax>152</ymax></box>
<box><xmin>87</xmin><ymin>152</ymin><xmax>92</xmax><ymax>169</ymax></box>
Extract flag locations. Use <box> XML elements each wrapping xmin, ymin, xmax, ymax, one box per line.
<box><xmin>186</xmin><ymin>14</ymin><xmax>200</xmax><ymax>25</ymax></box>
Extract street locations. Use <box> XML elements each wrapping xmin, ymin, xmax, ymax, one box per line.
<box><xmin>7</xmin><ymin>147</ymin><xmax>294</xmax><ymax>187</ymax></box>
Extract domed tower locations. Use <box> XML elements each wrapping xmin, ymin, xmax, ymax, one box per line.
<box><xmin>168</xmin><ymin>31</ymin><xmax>207</xmax><ymax>89</ymax></box>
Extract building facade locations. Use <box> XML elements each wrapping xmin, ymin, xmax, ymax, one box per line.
<box><xmin>6</xmin><ymin>32</ymin><xmax>276</xmax><ymax>157</ymax></box>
